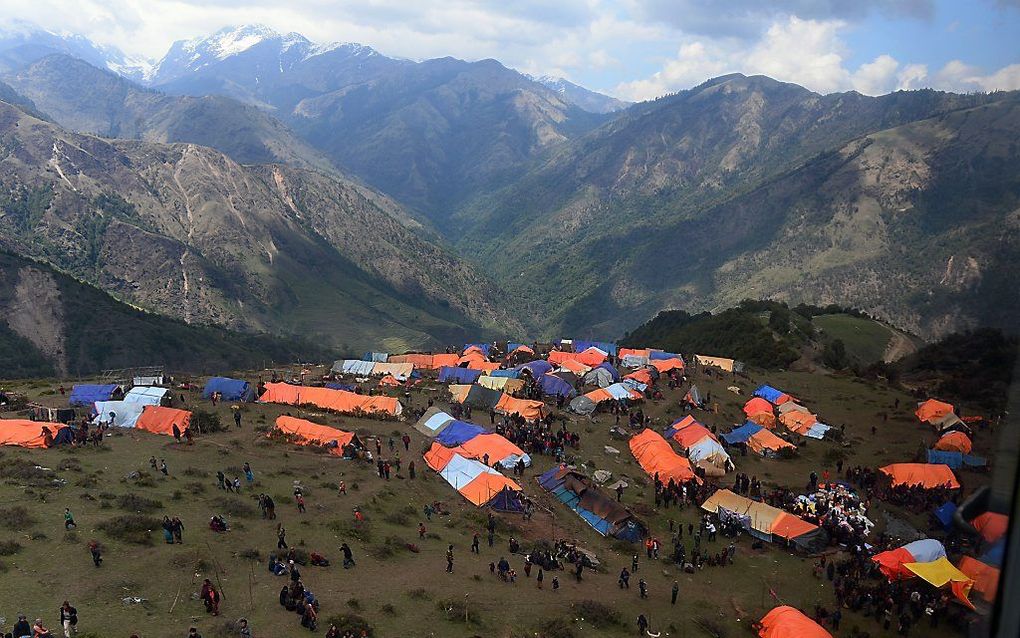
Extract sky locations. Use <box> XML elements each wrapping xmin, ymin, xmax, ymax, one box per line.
<box><xmin>2</xmin><ymin>0</ymin><xmax>1019</xmax><ymax>101</ymax></box>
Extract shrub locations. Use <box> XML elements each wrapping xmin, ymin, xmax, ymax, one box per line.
<box><xmin>0</xmin><ymin>539</ymin><xmax>21</xmax><ymax>555</ymax></box>
<box><xmin>572</xmin><ymin>601</ymin><xmax>621</xmax><ymax>627</ymax></box>
<box><xmin>406</xmin><ymin>587</ymin><xmax>431</xmax><ymax>600</ymax></box>
<box><xmin>186</xmin><ymin>481</ymin><xmax>207</xmax><ymax>495</ymax></box>
<box><xmin>238</xmin><ymin>548</ymin><xmax>262</xmax><ymax>561</ymax></box>
<box><xmin>191</xmin><ymin>409</ymin><xmax>226</xmax><ymax>433</ymax></box>
<box><xmin>383</xmin><ymin>511</ymin><xmax>410</xmax><ymax>526</ymax></box>
<box><xmin>117</xmin><ymin>494</ymin><xmax>163</xmax><ymax>513</ymax></box>
<box><xmin>380</xmin><ymin>603</ymin><xmax>397</xmax><ymax>615</ymax></box>
<box><xmin>98</xmin><ymin>515</ymin><xmax>161</xmax><ymax>545</ymax></box>
<box><xmin>0</xmin><ymin>506</ymin><xmax>37</xmax><ymax>530</ymax></box>
<box><xmin>212</xmin><ymin>497</ymin><xmax>257</xmax><ymax>519</ymax></box>
<box><xmin>536</xmin><ymin>619</ymin><xmax>575</xmax><ymax>638</ymax></box>
<box><xmin>346</xmin><ymin>598</ymin><xmax>361</xmax><ymax>610</ymax></box>
<box><xmin>183</xmin><ymin>466</ymin><xmax>210</xmax><ymax>478</ymax></box>
<box><xmin>437</xmin><ymin>599</ymin><xmax>479</xmax><ymax>624</ymax></box>
<box><xmin>323</xmin><ymin>614</ymin><xmax>373</xmax><ymax>637</ymax></box>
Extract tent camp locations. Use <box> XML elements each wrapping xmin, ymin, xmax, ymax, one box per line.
<box><xmin>93</xmin><ymin>401</ymin><xmax>146</xmax><ymax>428</ymax></box>
<box><xmin>477</xmin><ymin>375</ymin><xmax>526</xmax><ymax>394</ymax></box>
<box><xmin>69</xmin><ymin>384</ymin><xmax>121</xmax><ymax>407</ymax></box>
<box><xmin>333</xmin><ymin>360</ymin><xmax>414</xmax><ymax>380</ymax></box>
<box><xmin>258</xmin><ymin>383</ymin><xmax>402</xmax><ymax>417</ymax></box>
<box><xmin>516</xmin><ymin>360</ymin><xmax>553</xmax><ymax>378</ymax></box>
<box><xmin>448</xmin><ymin>384</ymin><xmax>503</xmax><ymax>409</ymax></box>
<box><xmin>538</xmin><ymin>466</ymin><xmax>646</xmax><ymax>541</ymax></box>
<box><xmin>414</xmin><ymin>407</ymin><xmax>457</xmax><ymax>437</ymax></box>
<box><xmin>873</xmin><ymin>539</ymin><xmax>947</xmax><ymax>580</ymax></box>
<box><xmin>779</xmin><ymin>409</ymin><xmax>832</xmax><ymax>439</ymax></box>
<box><xmin>123</xmin><ymin>386</ymin><xmax>169</xmax><ymax>406</ymax></box>
<box><xmin>916</xmin><ymin>399</ymin><xmax>955</xmax><ymax>423</ymax></box>
<box><xmin>696</xmin><ymin>355</ymin><xmax>744</xmax><ymax>373</ymax></box>
<box><xmin>272</xmin><ymin>416</ymin><xmax>360</xmax><ymax>456</ymax></box>
<box><xmin>538</xmin><ymin>373</ymin><xmax>576</xmax><ymax>398</ymax></box>
<box><xmin>758</xmin><ymin>606</ymin><xmax>831</xmax><ymax>638</ymax></box>
<box><xmin>571</xmin><ymin>340</ymin><xmax>617</xmax><ymax>356</ymax></box>
<box><xmin>721</xmin><ymin>422</ymin><xmax>795</xmax><ymax>457</ymax></box>
<box><xmin>743</xmin><ymin>397</ymin><xmax>777</xmax><ymax>428</ymax></box>
<box><xmin>879</xmin><ymin>463</ymin><xmax>960</xmax><ymax>489</ymax></box>
<box><xmin>0</xmin><ymin>420</ymin><xmax>71</xmax><ymax>448</ymax></box>
<box><xmin>495</xmin><ymin>394</ymin><xmax>545</xmax><ymax>420</ymax></box>
<box><xmin>701</xmin><ymin>489</ymin><xmax>825</xmax><ymax>550</ymax></box>
<box><xmin>934</xmin><ymin>431</ymin><xmax>973</xmax><ymax>454</ymax></box>
<box><xmin>665</xmin><ymin>416</ymin><xmax>732</xmax><ymax>474</ymax></box>
<box><xmin>629</xmin><ymin>429</ymin><xmax>699</xmax><ymax>484</ymax></box>
<box><xmin>438</xmin><ymin>366</ymin><xmax>483</xmax><ymax>384</ymax></box>
<box><xmin>202</xmin><ymin>377</ymin><xmax>255</xmax><ymax>402</ymax></box>
<box><xmin>135</xmin><ymin>406</ymin><xmax>191</xmax><ymax>436</ymax></box>
<box><xmin>619</xmin><ymin>348</ymin><xmax>651</xmax><ymax>368</ymax></box>
<box><xmin>423</xmin><ymin>442</ymin><xmax>522</xmax><ymax>507</ymax></box>
<box><xmin>753</xmin><ymin>385</ymin><xmax>793</xmax><ymax>405</ymax></box>
<box><xmin>446</xmin><ymin>433</ymin><xmax>531</xmax><ymax>469</ymax></box>
<box><xmin>650</xmin><ymin>357</ymin><xmax>683</xmax><ymax>374</ymax></box>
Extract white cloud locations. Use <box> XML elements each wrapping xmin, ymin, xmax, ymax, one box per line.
<box><xmin>852</xmin><ymin>54</ymin><xmax>901</xmax><ymax>95</ymax></box>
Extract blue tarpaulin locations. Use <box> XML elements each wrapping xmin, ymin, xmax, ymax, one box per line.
<box><xmin>982</xmin><ymin>539</ymin><xmax>1005</xmax><ymax>566</ymax></box>
<box><xmin>539</xmin><ymin>373</ymin><xmax>576</xmax><ymax>398</ymax></box>
<box><xmin>596</xmin><ymin>361</ymin><xmax>620</xmax><ymax>381</ymax></box>
<box><xmin>325</xmin><ymin>382</ymin><xmax>357</xmax><ymax>392</ymax></box>
<box><xmin>489</xmin><ymin>369</ymin><xmax>521</xmax><ymax>379</ymax></box>
<box><xmin>69</xmin><ymin>384</ymin><xmax>119</xmax><ymax>407</ymax></box>
<box><xmin>202</xmin><ymin>377</ymin><xmax>255</xmax><ymax>401</ymax></box>
<box><xmin>721</xmin><ymin>421</ymin><xmax>763</xmax><ymax>445</ymax></box>
<box><xmin>649</xmin><ymin>351</ymin><xmax>681</xmax><ymax>360</ymax></box>
<box><xmin>435</xmin><ymin>421</ymin><xmax>488</xmax><ymax>446</ymax></box>
<box><xmin>572</xmin><ymin>340</ymin><xmax>617</xmax><ymax>356</ymax></box>
<box><xmin>517</xmin><ymin>360</ymin><xmax>553</xmax><ymax>377</ymax></box>
<box><xmin>463</xmin><ymin>343</ymin><xmax>491</xmax><ymax>355</ymax></box>
<box><xmin>926</xmin><ymin>449</ymin><xmax>988</xmax><ymax>469</ymax></box>
<box><xmin>753</xmin><ymin>385</ymin><xmax>785</xmax><ymax>404</ymax></box>
<box><xmin>363</xmin><ymin>352</ymin><xmax>388</xmax><ymax>362</ymax></box>
<box><xmin>933</xmin><ymin>502</ymin><xmax>957</xmax><ymax>531</ymax></box>
<box><xmin>438</xmin><ymin>367</ymin><xmax>482</xmax><ymax>384</ymax></box>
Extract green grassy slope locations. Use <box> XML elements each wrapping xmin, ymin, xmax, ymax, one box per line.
<box><xmin>811</xmin><ymin>314</ymin><xmax>897</xmax><ymax>365</ymax></box>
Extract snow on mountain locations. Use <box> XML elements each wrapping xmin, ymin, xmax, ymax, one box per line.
<box><xmin>0</xmin><ymin>21</ymin><xmax>154</xmax><ymax>81</ymax></box>
<box><xmin>529</xmin><ymin>74</ymin><xmax>630</xmax><ymax>114</ymax></box>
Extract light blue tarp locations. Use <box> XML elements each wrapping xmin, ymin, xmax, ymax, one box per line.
<box><xmin>753</xmin><ymin>385</ymin><xmax>785</xmax><ymax>404</ymax></box>
<box><xmin>417</xmin><ymin>410</ymin><xmax>456</xmax><ymax>436</ymax></box>
<box><xmin>539</xmin><ymin>374</ymin><xmax>576</xmax><ymax>397</ymax></box>
<box><xmin>93</xmin><ymin>401</ymin><xmax>145</xmax><ymax>428</ymax></box>
<box><xmin>517</xmin><ymin>360</ymin><xmax>553</xmax><ymax>377</ymax></box>
<box><xmin>202</xmin><ymin>377</ymin><xmax>254</xmax><ymax>401</ymax></box>
<box><xmin>596</xmin><ymin>362</ymin><xmax>620</xmax><ymax>381</ymax></box>
<box><xmin>439</xmin><ymin>454</ymin><xmax>498</xmax><ymax>490</ymax></box>
<box><xmin>649</xmin><ymin>351</ymin><xmax>681</xmax><ymax>360</ymax></box>
<box><xmin>69</xmin><ymin>384</ymin><xmax>119</xmax><ymax>407</ymax></box>
<box><xmin>902</xmin><ymin>538</ymin><xmax>946</xmax><ymax>563</ymax></box>
<box><xmin>804</xmin><ymin>422</ymin><xmax>832</xmax><ymax>440</ymax></box>
<box><xmin>438</xmin><ymin>367</ymin><xmax>482</xmax><ymax>384</ymax></box>
<box><xmin>488</xmin><ymin>369</ymin><xmax>520</xmax><ymax>379</ymax></box>
<box><xmin>339</xmin><ymin>360</ymin><xmax>376</xmax><ymax>375</ymax></box>
<box><xmin>363</xmin><ymin>352</ymin><xmax>388</xmax><ymax>362</ymax></box>
<box><xmin>123</xmin><ymin>386</ymin><xmax>167</xmax><ymax>406</ymax></box>
<box><xmin>926</xmin><ymin>449</ymin><xmax>987</xmax><ymax>469</ymax></box>
<box><xmin>435</xmin><ymin>421</ymin><xmax>488</xmax><ymax>446</ymax></box>
<box><xmin>721</xmin><ymin>421</ymin><xmax>763</xmax><ymax>445</ymax></box>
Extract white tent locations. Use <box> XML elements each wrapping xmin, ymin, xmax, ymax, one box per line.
<box><xmin>93</xmin><ymin>401</ymin><xmax>146</xmax><ymax>428</ymax></box>
<box><xmin>124</xmin><ymin>386</ymin><xmax>168</xmax><ymax>406</ymax></box>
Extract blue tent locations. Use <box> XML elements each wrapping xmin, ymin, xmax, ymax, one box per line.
<box><xmin>488</xmin><ymin>369</ymin><xmax>520</xmax><ymax>379</ymax></box>
<box><xmin>538</xmin><ymin>467</ymin><xmax>646</xmax><ymax>541</ymax></box>
<box><xmin>933</xmin><ymin>502</ymin><xmax>957</xmax><ymax>532</ymax></box>
<box><xmin>753</xmin><ymin>385</ymin><xmax>785</xmax><ymax>404</ymax></box>
<box><xmin>539</xmin><ymin>374</ymin><xmax>576</xmax><ymax>398</ymax></box>
<box><xmin>595</xmin><ymin>361</ymin><xmax>620</xmax><ymax>381</ymax></box>
<box><xmin>69</xmin><ymin>384</ymin><xmax>119</xmax><ymax>407</ymax></box>
<box><xmin>435</xmin><ymin>421</ymin><xmax>488</xmax><ymax>446</ymax></box>
<box><xmin>572</xmin><ymin>340</ymin><xmax>617</xmax><ymax>356</ymax></box>
<box><xmin>982</xmin><ymin>538</ymin><xmax>1005</xmax><ymax>567</ymax></box>
<box><xmin>649</xmin><ymin>351</ymin><xmax>681</xmax><ymax>361</ymax></box>
<box><xmin>489</xmin><ymin>486</ymin><xmax>524</xmax><ymax>513</ymax></box>
<box><xmin>325</xmin><ymin>382</ymin><xmax>357</xmax><ymax>392</ymax></box>
<box><xmin>926</xmin><ymin>449</ymin><xmax>988</xmax><ymax>469</ymax></box>
<box><xmin>438</xmin><ymin>367</ymin><xmax>482</xmax><ymax>384</ymax></box>
<box><xmin>202</xmin><ymin>377</ymin><xmax>255</xmax><ymax>402</ymax></box>
<box><xmin>721</xmin><ymin>421</ymin><xmax>763</xmax><ymax>445</ymax></box>
<box><xmin>463</xmin><ymin>343</ymin><xmax>491</xmax><ymax>355</ymax></box>
<box><xmin>363</xmin><ymin>352</ymin><xmax>388</xmax><ymax>362</ymax></box>
<box><xmin>516</xmin><ymin>360</ymin><xmax>553</xmax><ymax>377</ymax></box>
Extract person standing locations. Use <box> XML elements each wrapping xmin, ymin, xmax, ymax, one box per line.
<box><xmin>64</xmin><ymin>508</ymin><xmax>76</xmax><ymax>530</ymax></box>
<box><xmin>638</xmin><ymin>614</ymin><xmax>649</xmax><ymax>635</ymax></box>
<box><xmin>277</xmin><ymin>525</ymin><xmax>287</xmax><ymax>549</ymax></box>
<box><xmin>341</xmin><ymin>542</ymin><xmax>355</xmax><ymax>568</ymax></box>
<box><xmin>243</xmin><ymin>462</ymin><xmax>254</xmax><ymax>484</ymax></box>
<box><xmin>639</xmin><ymin>579</ymin><xmax>648</xmax><ymax>599</ymax></box>
<box><xmin>671</xmin><ymin>580</ymin><xmax>679</xmax><ymax>605</ymax></box>
<box><xmin>87</xmin><ymin>540</ymin><xmax>102</xmax><ymax>567</ymax></box>
<box><xmin>446</xmin><ymin>544</ymin><xmax>454</xmax><ymax>573</ymax></box>
<box><xmin>59</xmin><ymin>601</ymin><xmax>77</xmax><ymax>638</ymax></box>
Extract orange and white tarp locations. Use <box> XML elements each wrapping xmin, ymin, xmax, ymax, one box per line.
<box><xmin>668</xmin><ymin>415</ymin><xmax>717</xmax><ymax>448</ymax></box>
<box><xmin>934</xmin><ymin>431</ymin><xmax>972</xmax><ymax>454</ymax></box>
<box><xmin>273</xmin><ymin>416</ymin><xmax>357</xmax><ymax>456</ymax></box>
<box><xmin>629</xmin><ymin>428</ymin><xmax>699</xmax><ymax>484</ymax></box>
<box><xmin>0</xmin><ymin>419</ymin><xmax>65</xmax><ymax>448</ymax></box>
<box><xmin>758</xmin><ymin>606</ymin><xmax>832</xmax><ymax>638</ymax></box>
<box><xmin>135</xmin><ymin>406</ymin><xmax>191</xmax><ymax>436</ymax></box>
<box><xmin>780</xmin><ymin>409</ymin><xmax>818</xmax><ymax>434</ymax></box>
<box><xmin>624</xmin><ymin>367</ymin><xmax>655</xmax><ymax>385</ymax></box>
<box><xmin>423</xmin><ymin>442</ymin><xmax>521</xmax><ymax>506</ymax></box>
<box><xmin>747</xmin><ymin>428</ymin><xmax>796</xmax><ymax>455</ymax></box>
<box><xmin>916</xmin><ymin>399</ymin><xmax>954</xmax><ymax>423</ymax></box>
<box><xmin>557</xmin><ymin>359</ymin><xmax>590</xmax><ymax>375</ymax></box>
<box><xmin>880</xmin><ymin>463</ymin><xmax>960</xmax><ymax>489</ymax></box>
<box><xmin>495</xmin><ymin>394</ymin><xmax>545</xmax><ymax>420</ymax></box>
<box><xmin>958</xmin><ymin>556</ymin><xmax>1000</xmax><ymax>602</ymax></box>
<box><xmin>259</xmin><ymin>383</ymin><xmax>402</xmax><ymax>417</ymax></box>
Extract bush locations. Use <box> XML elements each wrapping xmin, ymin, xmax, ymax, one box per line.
<box><xmin>383</xmin><ymin>511</ymin><xmax>410</xmax><ymax>526</ymax></box>
<box><xmin>117</xmin><ymin>494</ymin><xmax>163</xmax><ymax>513</ymax></box>
<box><xmin>98</xmin><ymin>515</ymin><xmax>161</xmax><ymax>545</ymax></box>
<box><xmin>323</xmin><ymin>614</ymin><xmax>373</xmax><ymax>637</ymax></box>
<box><xmin>537</xmin><ymin>618</ymin><xmax>575</xmax><ymax>638</ymax></box>
<box><xmin>406</xmin><ymin>587</ymin><xmax>431</xmax><ymax>600</ymax></box>
<box><xmin>238</xmin><ymin>548</ymin><xmax>262</xmax><ymax>561</ymax></box>
<box><xmin>0</xmin><ymin>506</ymin><xmax>37</xmax><ymax>530</ymax></box>
<box><xmin>346</xmin><ymin>598</ymin><xmax>361</xmax><ymax>610</ymax></box>
<box><xmin>192</xmin><ymin>409</ymin><xmax>226</xmax><ymax>433</ymax></box>
<box><xmin>0</xmin><ymin>539</ymin><xmax>22</xmax><ymax>555</ymax></box>
<box><xmin>437</xmin><ymin>599</ymin><xmax>479</xmax><ymax>624</ymax></box>
<box><xmin>183</xmin><ymin>466</ymin><xmax>210</xmax><ymax>478</ymax></box>
<box><xmin>572</xmin><ymin>601</ymin><xmax>622</xmax><ymax>627</ymax></box>
<box><xmin>212</xmin><ymin>497</ymin><xmax>257</xmax><ymax>519</ymax></box>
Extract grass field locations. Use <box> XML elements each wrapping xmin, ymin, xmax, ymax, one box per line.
<box><xmin>811</xmin><ymin>314</ymin><xmax>912</xmax><ymax>365</ymax></box>
<box><xmin>0</xmin><ymin>362</ymin><xmax>993</xmax><ymax>638</ymax></box>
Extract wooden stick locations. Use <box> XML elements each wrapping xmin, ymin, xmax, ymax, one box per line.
<box><xmin>205</xmin><ymin>541</ymin><xmax>227</xmax><ymax>601</ymax></box>
<box><xmin>168</xmin><ymin>582</ymin><xmax>183</xmax><ymax>614</ymax></box>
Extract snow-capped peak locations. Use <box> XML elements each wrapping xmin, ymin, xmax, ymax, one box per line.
<box><xmin>186</xmin><ymin>24</ymin><xmax>280</xmax><ymax>59</ymax></box>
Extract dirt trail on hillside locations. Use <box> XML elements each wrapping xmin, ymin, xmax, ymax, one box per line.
<box><xmin>883</xmin><ymin>329</ymin><xmax>917</xmax><ymax>363</ymax></box>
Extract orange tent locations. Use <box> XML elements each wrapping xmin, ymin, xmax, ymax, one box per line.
<box><xmin>916</xmin><ymin>399</ymin><xmax>954</xmax><ymax>423</ymax></box>
<box><xmin>573</xmin><ymin>348</ymin><xmax>608</xmax><ymax>366</ymax></box>
<box><xmin>971</xmin><ymin>512</ymin><xmax>1008</xmax><ymax>544</ymax></box>
<box><xmin>629</xmin><ymin>428</ymin><xmax>699</xmax><ymax>484</ymax></box>
<box><xmin>388</xmin><ymin>353</ymin><xmax>434</xmax><ymax>368</ymax></box>
<box><xmin>135</xmin><ymin>406</ymin><xmax>191</xmax><ymax>436</ymax></box>
<box><xmin>431</xmin><ymin>354</ymin><xmax>460</xmax><ymax>368</ymax></box>
<box><xmin>934</xmin><ymin>431</ymin><xmax>972</xmax><ymax>454</ymax></box>
<box><xmin>547</xmin><ymin>350</ymin><xmax>576</xmax><ymax>365</ymax></box>
<box><xmin>958</xmin><ymin>556</ymin><xmax>1000</xmax><ymax>602</ymax></box>
<box><xmin>873</xmin><ymin>547</ymin><xmax>919</xmax><ymax>580</ymax></box>
<box><xmin>758</xmin><ymin>606</ymin><xmax>832</xmax><ymax>638</ymax></box>
<box><xmin>378</xmin><ymin>375</ymin><xmax>402</xmax><ymax>387</ymax></box>
<box><xmin>466</xmin><ymin>361</ymin><xmax>501</xmax><ymax>373</ymax></box>
<box><xmin>454</xmin><ymin>433</ymin><xmax>525</xmax><ymax>466</ymax></box>
<box><xmin>669</xmin><ymin>416</ymin><xmax>716</xmax><ymax>448</ymax></box>
<box><xmin>273</xmin><ymin>416</ymin><xmax>356</xmax><ymax>456</ymax></box>
<box><xmin>259</xmin><ymin>383</ymin><xmax>401</xmax><ymax>417</ymax></box>
<box><xmin>651</xmin><ymin>358</ymin><xmax>684</xmax><ymax>373</ymax></box>
<box><xmin>460</xmin><ymin>473</ymin><xmax>521</xmax><ymax>507</ymax></box>
<box><xmin>624</xmin><ymin>368</ymin><xmax>654</xmax><ymax>385</ymax></box>
<box><xmin>0</xmin><ymin>419</ymin><xmax>65</xmax><ymax>448</ymax></box>
<box><xmin>879</xmin><ymin>463</ymin><xmax>960</xmax><ymax>489</ymax></box>
<box><xmin>557</xmin><ymin>359</ymin><xmax>590</xmax><ymax>374</ymax></box>
<box><xmin>424</xmin><ymin>442</ymin><xmax>457</xmax><ymax>471</ymax></box>
<box><xmin>743</xmin><ymin>397</ymin><xmax>773</xmax><ymax>416</ymax></box>
<box><xmin>747</xmin><ymin>428</ymin><xmax>796</xmax><ymax>455</ymax></box>
<box><xmin>771</xmin><ymin>512</ymin><xmax>820</xmax><ymax>541</ymax></box>
<box><xmin>495</xmin><ymin>394</ymin><xmax>545</xmax><ymax>420</ymax></box>
<box><xmin>780</xmin><ymin>410</ymin><xmax>818</xmax><ymax>434</ymax></box>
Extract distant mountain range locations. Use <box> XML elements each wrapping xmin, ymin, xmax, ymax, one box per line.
<box><xmin>0</xmin><ymin>23</ymin><xmax>1016</xmax><ymax>351</ymax></box>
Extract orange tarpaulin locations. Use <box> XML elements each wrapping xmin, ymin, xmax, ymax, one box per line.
<box><xmin>771</xmin><ymin>512</ymin><xmax>820</xmax><ymax>541</ymax></box>
<box><xmin>273</xmin><ymin>416</ymin><xmax>356</xmax><ymax>456</ymax></box>
<box><xmin>934</xmin><ymin>431</ymin><xmax>973</xmax><ymax>454</ymax></box>
<box><xmin>495</xmin><ymin>394</ymin><xmax>545</xmax><ymax>420</ymax></box>
<box><xmin>747</xmin><ymin>428</ymin><xmax>796</xmax><ymax>455</ymax></box>
<box><xmin>431</xmin><ymin>354</ymin><xmax>460</xmax><ymax>368</ymax></box>
<box><xmin>547</xmin><ymin>350</ymin><xmax>577</xmax><ymax>365</ymax></box>
<box><xmin>624</xmin><ymin>368</ymin><xmax>654</xmax><ymax>385</ymax></box>
<box><xmin>629</xmin><ymin>428</ymin><xmax>699</xmax><ymax>484</ymax></box>
<box><xmin>971</xmin><ymin>512</ymin><xmax>1008</xmax><ymax>544</ymax></box>
<box><xmin>669</xmin><ymin>416</ymin><xmax>716</xmax><ymax>448</ymax></box>
<box><xmin>873</xmin><ymin>547</ymin><xmax>919</xmax><ymax>580</ymax></box>
<box><xmin>651</xmin><ymin>358</ymin><xmax>684</xmax><ymax>373</ymax></box>
<box><xmin>916</xmin><ymin>399</ymin><xmax>954</xmax><ymax>423</ymax></box>
<box><xmin>557</xmin><ymin>359</ymin><xmax>590</xmax><ymax>375</ymax></box>
<box><xmin>958</xmin><ymin>556</ymin><xmax>1000</xmax><ymax>602</ymax></box>
<box><xmin>454</xmin><ymin>433</ymin><xmax>525</xmax><ymax>466</ymax></box>
<box><xmin>573</xmin><ymin>348</ymin><xmax>608</xmax><ymax>366</ymax></box>
<box><xmin>259</xmin><ymin>383</ymin><xmax>401</xmax><ymax>417</ymax></box>
<box><xmin>387</xmin><ymin>353</ymin><xmax>433</xmax><ymax>368</ymax></box>
<box><xmin>0</xmin><ymin>419</ymin><xmax>64</xmax><ymax>448</ymax></box>
<box><xmin>467</xmin><ymin>361</ymin><xmax>501</xmax><ymax>373</ymax></box>
<box><xmin>378</xmin><ymin>375</ymin><xmax>402</xmax><ymax>387</ymax></box>
<box><xmin>135</xmin><ymin>406</ymin><xmax>191</xmax><ymax>436</ymax></box>
<box><xmin>424</xmin><ymin>442</ymin><xmax>457</xmax><ymax>471</ymax></box>
<box><xmin>780</xmin><ymin>410</ymin><xmax>818</xmax><ymax>434</ymax></box>
<box><xmin>743</xmin><ymin>397</ymin><xmax>774</xmax><ymax>416</ymax></box>
<box><xmin>460</xmin><ymin>473</ymin><xmax>521</xmax><ymax>507</ymax></box>
<box><xmin>758</xmin><ymin>606</ymin><xmax>832</xmax><ymax>638</ymax></box>
<box><xmin>880</xmin><ymin>463</ymin><xmax>960</xmax><ymax>489</ymax></box>
<box><xmin>618</xmin><ymin>348</ymin><xmax>650</xmax><ymax>359</ymax></box>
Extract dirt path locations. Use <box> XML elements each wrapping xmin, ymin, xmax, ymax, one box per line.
<box><xmin>883</xmin><ymin>328</ymin><xmax>917</xmax><ymax>363</ymax></box>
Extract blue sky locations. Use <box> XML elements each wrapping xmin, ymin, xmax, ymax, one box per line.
<box><xmin>2</xmin><ymin>0</ymin><xmax>1018</xmax><ymax>100</ymax></box>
